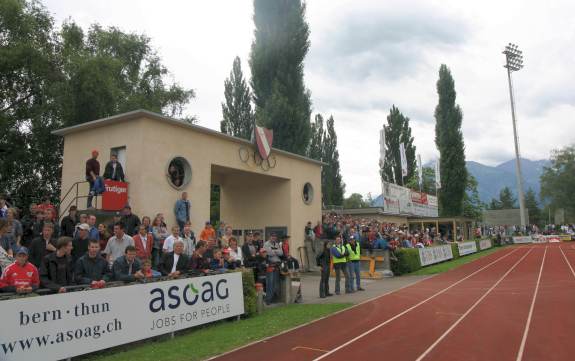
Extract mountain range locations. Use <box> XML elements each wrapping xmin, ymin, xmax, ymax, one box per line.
<box><xmin>372</xmin><ymin>158</ymin><xmax>549</xmax><ymax>206</ymax></box>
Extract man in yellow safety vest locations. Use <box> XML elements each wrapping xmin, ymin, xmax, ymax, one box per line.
<box><xmin>330</xmin><ymin>235</ymin><xmax>349</xmax><ymax>294</ymax></box>
<box><xmin>346</xmin><ymin>235</ymin><xmax>364</xmax><ymax>291</ymax></box>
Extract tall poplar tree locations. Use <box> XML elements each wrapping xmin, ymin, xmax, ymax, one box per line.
<box><xmin>249</xmin><ymin>0</ymin><xmax>312</xmax><ymax>155</ymax></box>
<box><xmin>435</xmin><ymin>64</ymin><xmax>467</xmax><ymax>216</ymax></box>
<box><xmin>381</xmin><ymin>106</ymin><xmax>416</xmax><ymax>185</ymax></box>
<box><xmin>322</xmin><ymin>116</ymin><xmax>345</xmax><ymax>206</ymax></box>
<box><xmin>221</xmin><ymin>56</ymin><xmax>254</xmax><ymax>139</ymax></box>
<box><xmin>308</xmin><ymin>114</ymin><xmax>324</xmax><ymax>161</ymax></box>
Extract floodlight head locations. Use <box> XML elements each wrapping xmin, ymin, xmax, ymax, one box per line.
<box><xmin>503</xmin><ymin>43</ymin><xmax>524</xmax><ymax>72</ymax></box>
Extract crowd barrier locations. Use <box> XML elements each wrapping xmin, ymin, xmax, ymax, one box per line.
<box><xmin>0</xmin><ymin>272</ymin><xmax>244</xmax><ymax>361</ymax></box>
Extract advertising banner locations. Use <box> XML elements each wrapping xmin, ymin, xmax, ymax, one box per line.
<box><xmin>381</xmin><ymin>181</ymin><xmax>438</xmax><ymax>217</ymax></box>
<box><xmin>458</xmin><ymin>241</ymin><xmax>478</xmax><ymax>256</ymax></box>
<box><xmin>512</xmin><ymin>236</ymin><xmax>533</xmax><ymax>244</ymax></box>
<box><xmin>400</xmin><ymin>143</ymin><xmax>408</xmax><ymax>178</ymax></box>
<box><xmin>0</xmin><ymin>273</ymin><xmax>244</xmax><ymax>361</ymax></box>
<box><xmin>479</xmin><ymin>239</ymin><xmax>492</xmax><ymax>250</ymax></box>
<box><xmin>102</xmin><ymin>180</ymin><xmax>128</xmax><ymax>211</ymax></box>
<box><xmin>419</xmin><ymin>245</ymin><xmax>454</xmax><ymax>266</ymax></box>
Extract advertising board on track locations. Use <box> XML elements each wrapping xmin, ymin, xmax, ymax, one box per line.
<box><xmin>419</xmin><ymin>245</ymin><xmax>454</xmax><ymax>266</ymax></box>
<box><xmin>457</xmin><ymin>241</ymin><xmax>478</xmax><ymax>256</ymax></box>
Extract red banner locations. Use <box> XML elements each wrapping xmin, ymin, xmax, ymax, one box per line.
<box><xmin>102</xmin><ymin>180</ymin><xmax>128</xmax><ymax>211</ymax></box>
<box><xmin>410</xmin><ymin>191</ymin><xmax>428</xmax><ymax>205</ymax></box>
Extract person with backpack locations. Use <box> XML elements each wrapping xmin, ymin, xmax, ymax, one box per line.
<box><xmin>316</xmin><ymin>241</ymin><xmax>332</xmax><ymax>298</ymax></box>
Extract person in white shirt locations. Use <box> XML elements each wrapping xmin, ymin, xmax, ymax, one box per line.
<box><xmin>159</xmin><ymin>240</ymin><xmax>189</xmax><ymax>277</ymax></box>
<box><xmin>227</xmin><ymin>237</ymin><xmax>243</xmax><ymax>266</ymax></box>
<box><xmin>181</xmin><ymin>222</ymin><xmax>196</xmax><ymax>257</ymax></box>
<box><xmin>162</xmin><ymin>226</ymin><xmax>181</xmax><ymax>254</ymax></box>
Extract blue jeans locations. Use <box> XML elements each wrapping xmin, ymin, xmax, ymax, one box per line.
<box><xmin>334</xmin><ymin>263</ymin><xmax>348</xmax><ymax>294</ymax></box>
<box><xmin>265</xmin><ymin>267</ymin><xmax>280</xmax><ymax>304</ymax></box>
<box><xmin>87</xmin><ymin>176</ymin><xmax>105</xmax><ymax>207</ymax></box>
<box><xmin>346</xmin><ymin>261</ymin><xmax>361</xmax><ymax>290</ymax></box>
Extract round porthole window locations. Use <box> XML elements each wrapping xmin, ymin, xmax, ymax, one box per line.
<box><xmin>166</xmin><ymin>157</ymin><xmax>191</xmax><ymax>189</ymax></box>
<box><xmin>303</xmin><ymin>183</ymin><xmax>314</xmax><ymax>205</ymax></box>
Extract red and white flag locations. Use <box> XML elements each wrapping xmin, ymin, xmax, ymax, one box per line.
<box><xmin>254</xmin><ymin>125</ymin><xmax>273</xmax><ymax>160</ymax></box>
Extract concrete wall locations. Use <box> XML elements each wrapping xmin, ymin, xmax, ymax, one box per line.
<box><xmin>59</xmin><ymin>114</ymin><xmax>322</xmax><ymax>257</ymax></box>
<box><xmin>482</xmin><ymin>208</ymin><xmax>529</xmax><ymax>226</ymax></box>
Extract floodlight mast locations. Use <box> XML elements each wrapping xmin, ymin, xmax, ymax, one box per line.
<box><xmin>503</xmin><ymin>43</ymin><xmax>527</xmax><ymax>228</ymax></box>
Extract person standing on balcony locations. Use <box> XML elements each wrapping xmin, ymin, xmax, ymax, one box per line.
<box><xmin>174</xmin><ymin>192</ymin><xmax>190</xmax><ymax>234</ymax></box>
<box><xmin>103</xmin><ymin>153</ymin><xmax>125</xmax><ymax>182</ymax></box>
<box><xmin>86</xmin><ymin>150</ymin><xmax>102</xmax><ymax>209</ymax></box>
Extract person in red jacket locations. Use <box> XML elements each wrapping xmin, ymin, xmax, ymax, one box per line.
<box><xmin>133</xmin><ymin>224</ymin><xmax>153</xmax><ymax>261</ymax></box>
<box><xmin>0</xmin><ymin>247</ymin><xmax>39</xmax><ymax>293</ymax></box>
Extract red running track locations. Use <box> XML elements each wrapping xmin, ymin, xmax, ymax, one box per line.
<box><xmin>211</xmin><ymin>244</ymin><xmax>575</xmax><ymax>361</ymax></box>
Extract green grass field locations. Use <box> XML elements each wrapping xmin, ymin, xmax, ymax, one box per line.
<box><xmin>409</xmin><ymin>246</ymin><xmax>505</xmax><ymax>276</ymax></box>
<box><xmin>84</xmin><ymin>303</ymin><xmax>351</xmax><ymax>361</ymax></box>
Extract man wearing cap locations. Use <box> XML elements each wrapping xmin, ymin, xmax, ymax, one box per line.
<box><xmin>86</xmin><ymin>150</ymin><xmax>101</xmax><ymax>209</ymax></box>
<box><xmin>346</xmin><ymin>236</ymin><xmax>364</xmax><ymax>292</ymax></box>
<box><xmin>0</xmin><ymin>247</ymin><xmax>39</xmax><ymax>293</ymax></box>
<box><xmin>60</xmin><ymin>206</ymin><xmax>78</xmax><ymax>238</ymax></box>
<box><xmin>72</xmin><ymin>223</ymin><xmax>91</xmax><ymax>263</ymax></box>
<box><xmin>121</xmin><ymin>205</ymin><xmax>140</xmax><ymax>237</ymax></box>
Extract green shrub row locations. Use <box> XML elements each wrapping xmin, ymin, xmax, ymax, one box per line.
<box><xmin>241</xmin><ymin>269</ymin><xmax>257</xmax><ymax>317</ymax></box>
<box><xmin>391</xmin><ymin>239</ymin><xmax>497</xmax><ymax>276</ymax></box>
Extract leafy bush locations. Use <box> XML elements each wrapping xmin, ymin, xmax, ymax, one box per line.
<box><xmin>450</xmin><ymin>243</ymin><xmax>460</xmax><ymax>259</ymax></box>
<box><xmin>391</xmin><ymin>248</ymin><xmax>422</xmax><ymax>275</ymax></box>
<box><xmin>241</xmin><ymin>269</ymin><xmax>257</xmax><ymax>317</ymax></box>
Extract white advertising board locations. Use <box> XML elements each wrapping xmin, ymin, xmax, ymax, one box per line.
<box><xmin>419</xmin><ymin>245</ymin><xmax>454</xmax><ymax>266</ymax></box>
<box><xmin>0</xmin><ymin>272</ymin><xmax>244</xmax><ymax>361</ymax></box>
<box><xmin>458</xmin><ymin>241</ymin><xmax>478</xmax><ymax>256</ymax></box>
<box><xmin>381</xmin><ymin>181</ymin><xmax>438</xmax><ymax>217</ymax></box>
<box><xmin>479</xmin><ymin>239</ymin><xmax>492</xmax><ymax>250</ymax></box>
<box><xmin>512</xmin><ymin>236</ymin><xmax>533</xmax><ymax>244</ymax></box>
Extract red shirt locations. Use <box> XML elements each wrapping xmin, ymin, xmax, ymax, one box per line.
<box><xmin>37</xmin><ymin>203</ymin><xmax>57</xmax><ymax>220</ymax></box>
<box><xmin>133</xmin><ymin>233</ymin><xmax>153</xmax><ymax>260</ymax></box>
<box><xmin>1</xmin><ymin>262</ymin><xmax>40</xmax><ymax>289</ymax></box>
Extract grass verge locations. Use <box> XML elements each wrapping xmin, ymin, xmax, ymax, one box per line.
<box><xmin>409</xmin><ymin>246</ymin><xmax>506</xmax><ymax>276</ymax></box>
<box><xmin>85</xmin><ymin>303</ymin><xmax>351</xmax><ymax>361</ymax></box>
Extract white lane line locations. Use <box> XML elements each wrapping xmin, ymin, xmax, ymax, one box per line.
<box><xmin>516</xmin><ymin>246</ymin><xmax>548</xmax><ymax>361</ymax></box>
<box><xmin>312</xmin><ymin>247</ymin><xmax>522</xmax><ymax>361</ymax></box>
<box><xmin>415</xmin><ymin>247</ymin><xmax>536</xmax><ymax>361</ymax></box>
<box><xmin>559</xmin><ymin>246</ymin><xmax>575</xmax><ymax>279</ymax></box>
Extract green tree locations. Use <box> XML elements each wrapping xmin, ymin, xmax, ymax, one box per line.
<box><xmin>322</xmin><ymin>116</ymin><xmax>345</xmax><ymax>206</ymax></box>
<box><xmin>524</xmin><ymin>188</ymin><xmax>541</xmax><ymax>225</ymax></box>
<box><xmin>489</xmin><ymin>186</ymin><xmax>517</xmax><ymax>209</ymax></box>
<box><xmin>343</xmin><ymin>193</ymin><xmax>369</xmax><ymax>209</ymax></box>
<box><xmin>541</xmin><ymin>145</ymin><xmax>575</xmax><ymax>218</ymax></box>
<box><xmin>435</xmin><ymin>64</ymin><xmax>467</xmax><ymax>216</ymax></box>
<box><xmin>0</xmin><ymin>1</ymin><xmax>194</xmax><ymax>209</ymax></box>
<box><xmin>249</xmin><ymin>0</ymin><xmax>312</xmax><ymax>155</ymax></box>
<box><xmin>307</xmin><ymin>114</ymin><xmax>324</xmax><ymax>161</ymax></box>
<box><xmin>381</xmin><ymin>106</ymin><xmax>416</xmax><ymax>185</ymax></box>
<box><xmin>406</xmin><ymin>166</ymin><xmax>436</xmax><ymax>194</ymax></box>
<box><xmin>463</xmin><ymin>174</ymin><xmax>484</xmax><ymax>220</ymax></box>
<box><xmin>220</xmin><ymin>56</ymin><xmax>254</xmax><ymax>139</ymax></box>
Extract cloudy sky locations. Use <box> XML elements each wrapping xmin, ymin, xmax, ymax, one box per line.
<box><xmin>44</xmin><ymin>0</ymin><xmax>575</xmax><ymax>197</ymax></box>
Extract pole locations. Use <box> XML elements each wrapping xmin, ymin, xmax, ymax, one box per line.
<box><xmin>506</xmin><ymin>67</ymin><xmax>527</xmax><ymax>228</ymax></box>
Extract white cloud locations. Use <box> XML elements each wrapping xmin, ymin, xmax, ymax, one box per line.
<box><xmin>43</xmin><ymin>0</ymin><xmax>575</xmax><ymax>197</ymax></box>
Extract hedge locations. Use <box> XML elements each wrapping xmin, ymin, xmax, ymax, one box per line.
<box><xmin>391</xmin><ymin>239</ymin><xmax>499</xmax><ymax>276</ymax></box>
<box><xmin>241</xmin><ymin>269</ymin><xmax>257</xmax><ymax>317</ymax></box>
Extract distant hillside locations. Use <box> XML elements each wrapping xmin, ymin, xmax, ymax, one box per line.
<box><xmin>371</xmin><ymin>158</ymin><xmax>549</xmax><ymax>206</ymax></box>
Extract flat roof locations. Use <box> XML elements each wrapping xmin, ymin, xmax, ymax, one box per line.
<box><xmin>52</xmin><ymin>109</ymin><xmax>325</xmax><ymax>166</ymax></box>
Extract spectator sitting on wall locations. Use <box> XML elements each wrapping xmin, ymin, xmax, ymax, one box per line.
<box><xmin>75</xmin><ymin>239</ymin><xmax>111</xmax><ymax>287</ymax></box>
<box><xmin>141</xmin><ymin>258</ymin><xmax>161</xmax><ymax>279</ymax></box>
<box><xmin>280</xmin><ymin>235</ymin><xmax>299</xmax><ymax>271</ymax></box>
<box><xmin>174</xmin><ymin>192</ymin><xmax>191</xmax><ymax>233</ymax></box>
<box><xmin>40</xmin><ymin>237</ymin><xmax>75</xmax><ymax>293</ymax></box>
<box><xmin>200</xmin><ymin>221</ymin><xmax>216</xmax><ymax>243</ymax></box>
<box><xmin>112</xmin><ymin>245</ymin><xmax>144</xmax><ymax>282</ymax></box>
<box><xmin>210</xmin><ymin>248</ymin><xmax>228</xmax><ymax>272</ymax></box>
<box><xmin>104</xmin><ymin>222</ymin><xmax>135</xmax><ymax>265</ymax></box>
<box><xmin>181</xmin><ymin>222</ymin><xmax>196</xmax><ymax>257</ymax></box>
<box><xmin>159</xmin><ymin>240</ymin><xmax>189</xmax><ymax>278</ymax></box>
<box><xmin>103</xmin><ymin>153</ymin><xmax>125</xmax><ymax>182</ymax></box>
<box><xmin>226</xmin><ymin>237</ymin><xmax>243</xmax><ymax>265</ymax></box>
<box><xmin>133</xmin><ymin>224</ymin><xmax>153</xmax><ymax>261</ymax></box>
<box><xmin>72</xmin><ymin>223</ymin><xmax>91</xmax><ymax>262</ymax></box>
<box><xmin>29</xmin><ymin>222</ymin><xmax>57</xmax><ymax>267</ymax></box>
<box><xmin>189</xmin><ymin>240</ymin><xmax>210</xmax><ymax>272</ymax></box>
<box><xmin>163</xmin><ymin>225</ymin><xmax>182</xmax><ymax>254</ymax></box>
<box><xmin>0</xmin><ymin>247</ymin><xmax>39</xmax><ymax>294</ymax></box>
<box><xmin>120</xmin><ymin>205</ymin><xmax>140</xmax><ymax>237</ymax></box>
<box><xmin>60</xmin><ymin>206</ymin><xmax>78</xmax><ymax>238</ymax></box>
